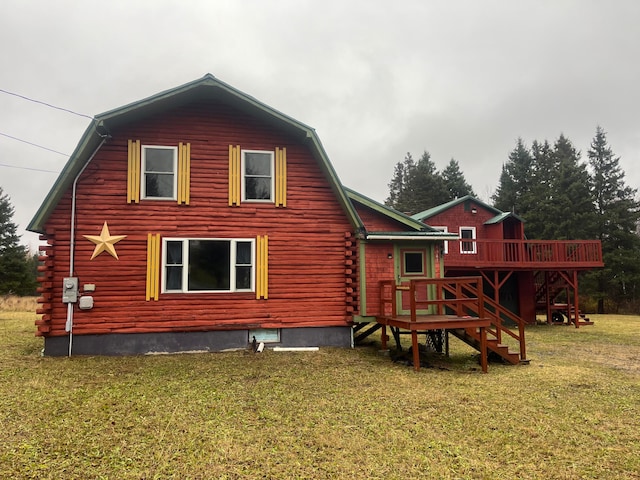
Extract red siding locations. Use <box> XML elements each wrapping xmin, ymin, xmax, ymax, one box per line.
<box><xmin>425</xmin><ymin>202</ymin><xmax>496</xmax><ymax>242</ymax></box>
<box><xmin>363</xmin><ymin>243</ymin><xmax>395</xmax><ymax>316</ymax></box>
<box><xmin>354</xmin><ymin>203</ymin><xmax>409</xmax><ymax>232</ymax></box>
<box><xmin>38</xmin><ymin>101</ymin><xmax>355</xmax><ymax>337</ymax></box>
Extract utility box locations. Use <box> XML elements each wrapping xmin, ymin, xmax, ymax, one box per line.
<box><xmin>79</xmin><ymin>296</ymin><xmax>94</xmax><ymax>310</ymax></box>
<box><xmin>62</xmin><ymin>277</ymin><xmax>79</xmax><ymax>303</ymax></box>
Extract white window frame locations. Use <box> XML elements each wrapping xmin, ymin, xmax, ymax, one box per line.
<box><xmin>459</xmin><ymin>227</ymin><xmax>477</xmax><ymax>254</ymax></box>
<box><xmin>241</xmin><ymin>150</ymin><xmax>275</xmax><ymax>202</ymax></box>
<box><xmin>433</xmin><ymin>226</ymin><xmax>449</xmax><ymax>254</ymax></box>
<box><xmin>141</xmin><ymin>145</ymin><xmax>178</xmax><ymax>200</ymax></box>
<box><xmin>162</xmin><ymin>238</ymin><xmax>255</xmax><ymax>293</ymax></box>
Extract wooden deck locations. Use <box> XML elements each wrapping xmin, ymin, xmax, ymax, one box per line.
<box><xmin>444</xmin><ymin>239</ymin><xmax>603</xmax><ymax>270</ymax></box>
<box><xmin>376</xmin><ymin>314</ymin><xmax>491</xmax><ymax>373</ymax></box>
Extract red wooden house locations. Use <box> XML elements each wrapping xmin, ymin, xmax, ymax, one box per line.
<box><xmin>412</xmin><ymin>196</ymin><xmax>604</xmax><ymax>326</ymax></box>
<box><xmin>28</xmin><ymin>74</ymin><xmax>455</xmax><ymax>356</ymax></box>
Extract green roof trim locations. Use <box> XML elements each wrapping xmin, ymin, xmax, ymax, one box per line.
<box><xmin>28</xmin><ymin>74</ymin><xmax>362</xmax><ymax>233</ymax></box>
<box><xmin>365</xmin><ymin>231</ymin><xmax>458</xmax><ymax>240</ymax></box>
<box><xmin>412</xmin><ymin>195</ymin><xmax>511</xmax><ymax>222</ymax></box>
<box><xmin>485</xmin><ymin>211</ymin><xmax>525</xmax><ymax>225</ymax></box>
<box><xmin>343</xmin><ymin>187</ymin><xmax>442</xmax><ymax>232</ymax></box>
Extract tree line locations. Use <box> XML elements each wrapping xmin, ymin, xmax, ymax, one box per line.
<box><xmin>386</xmin><ymin>127</ymin><xmax>640</xmax><ymax>313</ymax></box>
<box><xmin>0</xmin><ymin>187</ymin><xmax>38</xmax><ymax>296</ymax></box>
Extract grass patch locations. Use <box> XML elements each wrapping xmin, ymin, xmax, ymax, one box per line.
<box><xmin>0</xmin><ymin>310</ymin><xmax>639</xmax><ymax>479</ymax></box>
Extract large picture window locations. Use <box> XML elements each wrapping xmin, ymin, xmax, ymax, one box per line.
<box><xmin>242</xmin><ymin>150</ymin><xmax>274</xmax><ymax>201</ymax></box>
<box><xmin>460</xmin><ymin>227</ymin><xmax>477</xmax><ymax>254</ymax></box>
<box><xmin>162</xmin><ymin>238</ymin><xmax>255</xmax><ymax>293</ymax></box>
<box><xmin>142</xmin><ymin>146</ymin><xmax>177</xmax><ymax>200</ymax></box>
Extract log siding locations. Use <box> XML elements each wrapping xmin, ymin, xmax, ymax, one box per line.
<box><xmin>37</xmin><ymin>101</ymin><xmax>355</xmax><ymax>337</ymax></box>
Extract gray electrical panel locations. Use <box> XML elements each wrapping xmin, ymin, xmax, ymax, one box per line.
<box><xmin>62</xmin><ymin>277</ymin><xmax>79</xmax><ymax>303</ymax></box>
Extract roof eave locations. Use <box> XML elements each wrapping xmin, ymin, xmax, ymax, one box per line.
<box><xmin>365</xmin><ymin>232</ymin><xmax>459</xmax><ymax>241</ymax></box>
<box><xmin>27</xmin><ymin>119</ymin><xmax>103</xmax><ymax>234</ymax></box>
<box><xmin>344</xmin><ymin>187</ymin><xmax>438</xmax><ymax>232</ymax></box>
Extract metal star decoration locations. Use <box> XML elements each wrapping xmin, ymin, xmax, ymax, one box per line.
<box><xmin>83</xmin><ymin>222</ymin><xmax>127</xmax><ymax>260</ymax></box>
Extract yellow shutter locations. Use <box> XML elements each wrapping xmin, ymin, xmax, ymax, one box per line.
<box><xmin>275</xmin><ymin>147</ymin><xmax>287</xmax><ymax>207</ymax></box>
<box><xmin>177</xmin><ymin>142</ymin><xmax>191</xmax><ymax>205</ymax></box>
<box><xmin>127</xmin><ymin>139</ymin><xmax>141</xmax><ymax>203</ymax></box>
<box><xmin>228</xmin><ymin>144</ymin><xmax>241</xmax><ymax>206</ymax></box>
<box><xmin>146</xmin><ymin>233</ymin><xmax>161</xmax><ymax>301</ymax></box>
<box><xmin>256</xmin><ymin>235</ymin><xmax>268</xmax><ymax>299</ymax></box>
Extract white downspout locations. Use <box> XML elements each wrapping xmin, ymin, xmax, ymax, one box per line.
<box><xmin>66</xmin><ymin>134</ymin><xmax>107</xmax><ymax>357</ymax></box>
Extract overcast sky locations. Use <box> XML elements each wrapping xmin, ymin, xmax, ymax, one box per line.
<box><xmin>2</xmin><ymin>0</ymin><xmax>640</xmax><ymax>249</ymax></box>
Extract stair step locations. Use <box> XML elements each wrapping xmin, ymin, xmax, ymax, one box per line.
<box><xmin>450</xmin><ymin>329</ymin><xmax>521</xmax><ymax>365</ymax></box>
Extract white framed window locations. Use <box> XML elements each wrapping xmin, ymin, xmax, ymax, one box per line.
<box><xmin>433</xmin><ymin>226</ymin><xmax>449</xmax><ymax>254</ymax></box>
<box><xmin>142</xmin><ymin>146</ymin><xmax>178</xmax><ymax>200</ymax></box>
<box><xmin>460</xmin><ymin>227</ymin><xmax>476</xmax><ymax>254</ymax></box>
<box><xmin>162</xmin><ymin>238</ymin><xmax>255</xmax><ymax>293</ymax></box>
<box><xmin>242</xmin><ymin>150</ymin><xmax>274</xmax><ymax>202</ymax></box>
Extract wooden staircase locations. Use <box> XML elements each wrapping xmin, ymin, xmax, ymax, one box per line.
<box><xmin>449</xmin><ymin>328</ymin><xmax>522</xmax><ymax>364</ymax></box>
<box><xmin>448</xmin><ymin>285</ymin><xmax>528</xmax><ymax>365</ymax></box>
<box><xmin>534</xmin><ymin>270</ymin><xmax>593</xmax><ymax>327</ymax></box>
<box><xmin>549</xmin><ymin>304</ymin><xmax>594</xmax><ymax>326</ymax></box>
<box><xmin>368</xmin><ymin>278</ymin><xmax>529</xmax><ymax>366</ymax></box>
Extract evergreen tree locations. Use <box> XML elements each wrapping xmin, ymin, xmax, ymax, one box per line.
<box><xmin>492</xmin><ymin>138</ymin><xmax>533</xmax><ymax>214</ymax></box>
<box><xmin>441</xmin><ymin>158</ymin><xmax>476</xmax><ymax>200</ymax></box>
<box><xmin>523</xmin><ymin>140</ymin><xmax>556</xmax><ymax>239</ymax></box>
<box><xmin>386</xmin><ymin>151</ymin><xmax>448</xmax><ymax>214</ymax></box>
<box><xmin>545</xmin><ymin>134</ymin><xmax>596</xmax><ymax>240</ymax></box>
<box><xmin>585</xmin><ymin>126</ymin><xmax>640</xmax><ymax>312</ymax></box>
<box><xmin>0</xmin><ymin>187</ymin><xmax>36</xmax><ymax>295</ymax></box>
<box><xmin>386</xmin><ymin>152</ymin><xmax>415</xmax><ymax>209</ymax></box>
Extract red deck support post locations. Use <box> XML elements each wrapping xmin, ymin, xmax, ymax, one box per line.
<box><xmin>573</xmin><ymin>270</ymin><xmax>580</xmax><ymax>329</ymax></box>
<box><xmin>479</xmin><ymin>324</ymin><xmax>488</xmax><ymax>373</ymax></box>
<box><xmin>410</xmin><ymin>280</ymin><xmax>419</xmax><ymax>371</ymax></box>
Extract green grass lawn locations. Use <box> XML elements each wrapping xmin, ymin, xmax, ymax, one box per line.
<box><xmin>1</xmin><ymin>308</ymin><xmax>639</xmax><ymax>479</ymax></box>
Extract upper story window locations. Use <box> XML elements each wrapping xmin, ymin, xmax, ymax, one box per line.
<box><xmin>460</xmin><ymin>227</ymin><xmax>477</xmax><ymax>254</ymax></box>
<box><xmin>142</xmin><ymin>146</ymin><xmax>177</xmax><ymax>200</ymax></box>
<box><xmin>242</xmin><ymin>150</ymin><xmax>274</xmax><ymax>202</ymax></box>
<box><xmin>163</xmin><ymin>238</ymin><xmax>255</xmax><ymax>293</ymax></box>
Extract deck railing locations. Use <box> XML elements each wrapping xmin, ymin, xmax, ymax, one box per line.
<box><xmin>444</xmin><ymin>239</ymin><xmax>603</xmax><ymax>268</ymax></box>
<box><xmin>379</xmin><ymin>276</ymin><xmax>526</xmax><ymax>361</ymax></box>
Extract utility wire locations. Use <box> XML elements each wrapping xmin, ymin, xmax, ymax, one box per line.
<box><xmin>0</xmin><ymin>162</ymin><xmax>59</xmax><ymax>174</ymax></box>
<box><xmin>0</xmin><ymin>88</ymin><xmax>94</xmax><ymax>120</ymax></box>
<box><xmin>0</xmin><ymin>131</ymin><xmax>70</xmax><ymax>156</ymax></box>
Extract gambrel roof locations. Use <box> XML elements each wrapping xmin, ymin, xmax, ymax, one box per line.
<box><xmin>28</xmin><ymin>74</ymin><xmax>361</xmax><ymax>233</ymax></box>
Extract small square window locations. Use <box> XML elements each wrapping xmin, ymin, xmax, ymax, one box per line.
<box><xmin>402</xmin><ymin>250</ymin><xmax>426</xmax><ymax>276</ymax></box>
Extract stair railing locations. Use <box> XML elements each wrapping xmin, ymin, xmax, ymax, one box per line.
<box><xmin>379</xmin><ymin>277</ymin><xmax>526</xmax><ymax>361</ymax></box>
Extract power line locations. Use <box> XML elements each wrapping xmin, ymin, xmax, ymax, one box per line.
<box><xmin>0</xmin><ymin>131</ymin><xmax>70</xmax><ymax>156</ymax></box>
<box><xmin>0</xmin><ymin>87</ymin><xmax>94</xmax><ymax>120</ymax></box>
<box><xmin>0</xmin><ymin>162</ymin><xmax>59</xmax><ymax>174</ymax></box>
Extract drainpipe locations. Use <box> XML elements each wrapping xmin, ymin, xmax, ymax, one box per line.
<box><xmin>66</xmin><ymin>128</ymin><xmax>108</xmax><ymax>357</ymax></box>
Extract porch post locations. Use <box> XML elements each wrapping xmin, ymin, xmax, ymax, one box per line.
<box><xmin>573</xmin><ymin>270</ymin><xmax>580</xmax><ymax>329</ymax></box>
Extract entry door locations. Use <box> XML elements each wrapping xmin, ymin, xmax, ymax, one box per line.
<box><xmin>396</xmin><ymin>247</ymin><xmax>431</xmax><ymax>315</ymax></box>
